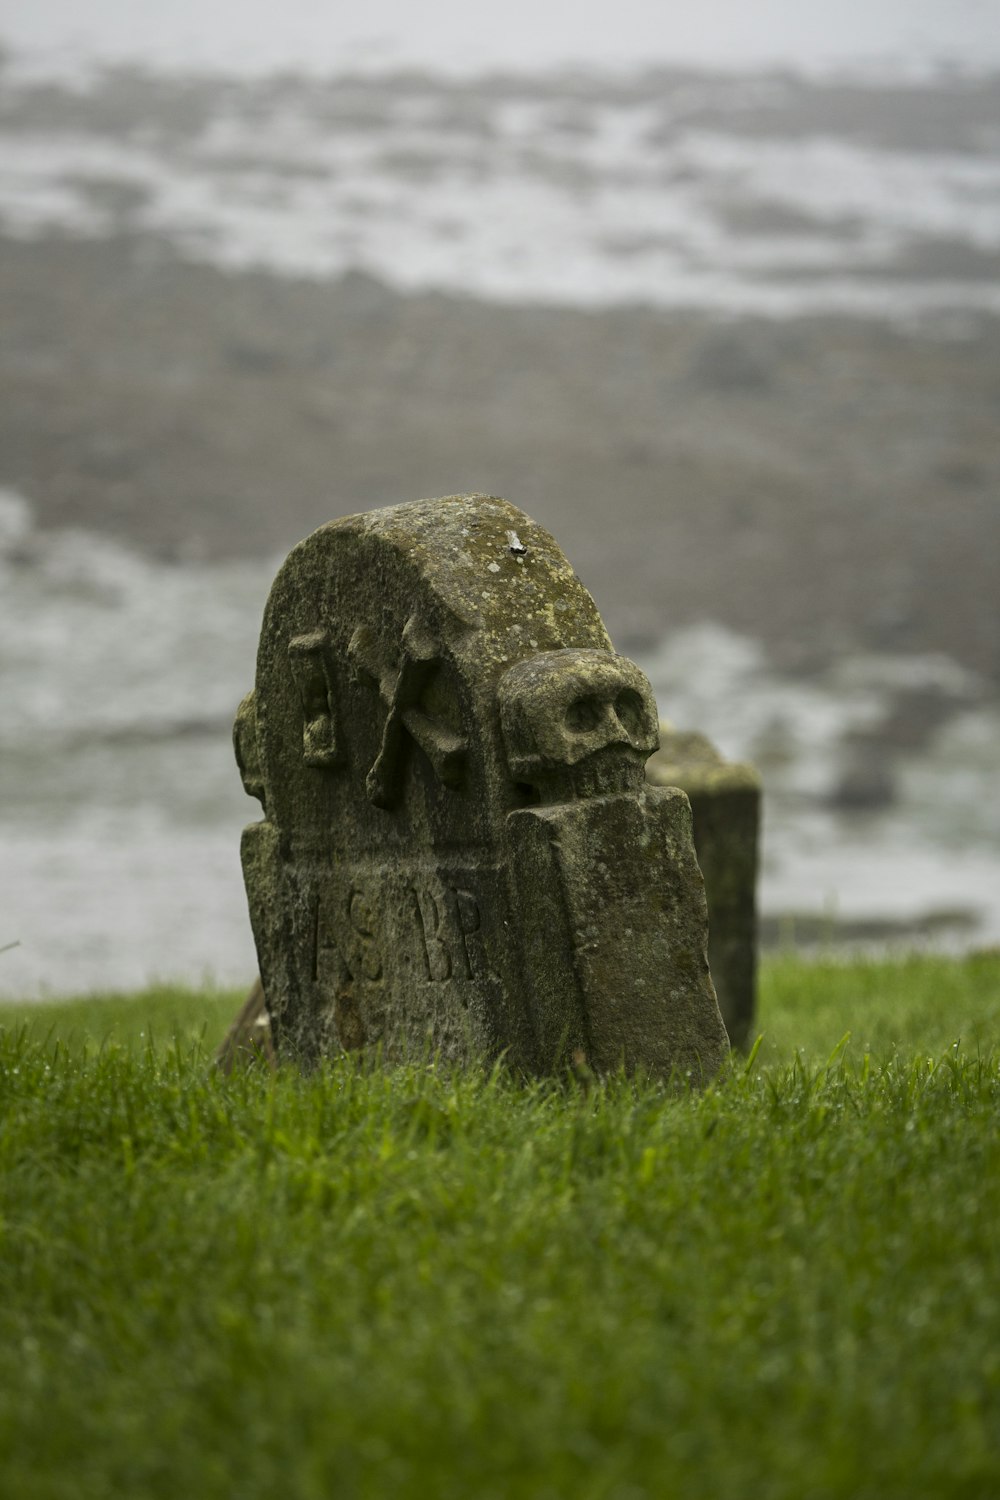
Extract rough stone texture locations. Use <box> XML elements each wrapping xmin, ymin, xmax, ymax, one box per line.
<box><xmin>646</xmin><ymin>730</ymin><xmax>761</xmax><ymax>1049</ymax></box>
<box><xmin>236</xmin><ymin>495</ymin><xmax>729</xmax><ymax>1080</ymax></box>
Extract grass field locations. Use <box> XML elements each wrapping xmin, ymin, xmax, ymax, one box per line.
<box><xmin>2</xmin><ymin>953</ymin><xmax>999</xmax><ymax>1499</ymax></box>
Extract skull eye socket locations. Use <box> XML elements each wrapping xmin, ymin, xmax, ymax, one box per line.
<box><xmin>565</xmin><ymin>695</ymin><xmax>603</xmax><ymax>733</ymax></box>
<box><xmin>614</xmin><ymin>688</ymin><xmax>645</xmax><ymax>739</ymax></box>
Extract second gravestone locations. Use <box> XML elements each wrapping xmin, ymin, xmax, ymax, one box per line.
<box><xmin>235</xmin><ymin>495</ymin><xmax>729</xmax><ymax>1080</ymax></box>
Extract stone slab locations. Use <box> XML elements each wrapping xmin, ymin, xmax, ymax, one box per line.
<box><xmin>236</xmin><ymin>495</ymin><xmax>729</xmax><ymax>1080</ymax></box>
<box><xmin>646</xmin><ymin>729</ymin><xmax>761</xmax><ymax>1048</ymax></box>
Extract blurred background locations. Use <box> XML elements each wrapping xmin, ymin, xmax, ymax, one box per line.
<box><xmin>1</xmin><ymin>1</ymin><xmax>999</xmax><ymax>997</ymax></box>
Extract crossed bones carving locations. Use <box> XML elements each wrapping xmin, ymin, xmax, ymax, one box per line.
<box><xmin>349</xmin><ymin>611</ymin><xmax>467</xmax><ymax>809</ymax></box>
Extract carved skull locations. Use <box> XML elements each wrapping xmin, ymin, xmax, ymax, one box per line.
<box><xmin>498</xmin><ymin>648</ymin><xmax>659</xmax><ymax>803</ymax></box>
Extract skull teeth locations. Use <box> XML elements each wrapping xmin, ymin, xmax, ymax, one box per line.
<box><xmin>518</xmin><ymin>748</ymin><xmax>645</xmax><ymax>805</ymax></box>
<box><xmin>572</xmin><ymin>752</ymin><xmax>643</xmax><ymax>799</ymax></box>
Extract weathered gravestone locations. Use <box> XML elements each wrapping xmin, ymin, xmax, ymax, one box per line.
<box><xmin>234</xmin><ymin>494</ymin><xmax>729</xmax><ymax>1080</ymax></box>
<box><xmin>646</xmin><ymin>730</ymin><xmax>761</xmax><ymax>1049</ymax></box>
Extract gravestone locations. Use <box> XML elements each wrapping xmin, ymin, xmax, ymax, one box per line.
<box><xmin>235</xmin><ymin>494</ymin><xmax>728</xmax><ymax>1080</ymax></box>
<box><xmin>646</xmin><ymin>730</ymin><xmax>760</xmax><ymax>1049</ymax></box>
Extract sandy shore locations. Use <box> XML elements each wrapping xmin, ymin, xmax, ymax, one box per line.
<box><xmin>2</xmin><ymin>230</ymin><xmax>998</xmax><ymax>684</ymax></box>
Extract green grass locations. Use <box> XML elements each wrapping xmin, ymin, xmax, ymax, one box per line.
<box><xmin>1</xmin><ymin>953</ymin><xmax>999</xmax><ymax>1499</ymax></box>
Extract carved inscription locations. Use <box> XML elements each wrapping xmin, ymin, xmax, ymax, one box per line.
<box><xmin>313</xmin><ymin>884</ymin><xmax>383</xmax><ymax>986</ymax></box>
<box><xmin>413</xmin><ymin>887</ymin><xmax>454</xmax><ymax>981</ymax></box>
<box><xmin>312</xmin><ymin>876</ymin><xmax>493</xmax><ymax>1010</ymax></box>
<box><xmin>412</xmin><ymin>886</ymin><xmax>492</xmax><ymax>989</ymax></box>
<box><xmin>455</xmin><ymin>889</ymin><xmax>491</xmax><ymax>982</ymax></box>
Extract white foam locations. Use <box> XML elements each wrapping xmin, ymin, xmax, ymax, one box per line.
<box><xmin>1</xmin><ymin>80</ymin><xmax>999</xmax><ymax>319</ymax></box>
<box><xmin>0</xmin><ymin>497</ymin><xmax>274</xmax><ymax>748</ymax></box>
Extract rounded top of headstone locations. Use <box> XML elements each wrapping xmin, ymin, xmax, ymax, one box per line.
<box><xmin>248</xmin><ymin>495</ymin><xmax>617</xmax><ymax>845</ymax></box>
<box><xmin>314</xmin><ymin>494</ymin><xmax>612</xmax><ymax>680</ymax></box>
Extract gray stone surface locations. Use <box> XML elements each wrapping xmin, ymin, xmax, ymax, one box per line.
<box><xmin>236</xmin><ymin>495</ymin><xmax>729</xmax><ymax>1080</ymax></box>
<box><xmin>646</xmin><ymin>730</ymin><xmax>761</xmax><ymax>1049</ymax></box>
